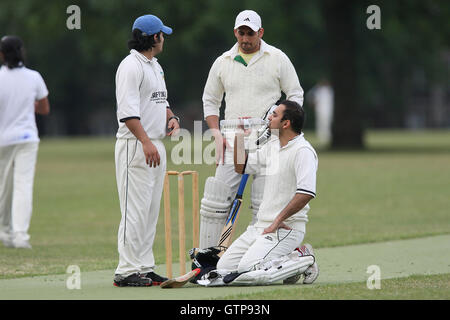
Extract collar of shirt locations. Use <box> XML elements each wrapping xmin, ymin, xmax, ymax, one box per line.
<box><xmin>130</xmin><ymin>49</ymin><xmax>157</xmax><ymax>64</ymax></box>
<box><xmin>280</xmin><ymin>133</ymin><xmax>304</xmax><ymax>150</ymax></box>
<box><xmin>224</xmin><ymin>39</ymin><xmax>272</xmax><ymax>60</ymax></box>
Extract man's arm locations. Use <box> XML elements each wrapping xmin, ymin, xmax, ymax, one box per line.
<box><xmin>205</xmin><ymin>115</ymin><xmax>220</xmax><ymax>132</ymax></box>
<box><xmin>124</xmin><ymin>118</ymin><xmax>160</xmax><ymax>168</ymax></box>
<box><xmin>262</xmin><ymin>193</ymin><xmax>313</xmax><ymax>234</ymax></box>
<box><xmin>203</xmin><ymin>58</ymin><xmax>227</xmax><ymax>165</ymax></box>
<box><xmin>279</xmin><ymin>52</ymin><xmax>304</xmax><ymax>107</ymax></box>
<box><xmin>206</xmin><ymin>114</ymin><xmax>228</xmax><ymax>165</ymax></box>
<box><xmin>166</xmin><ymin>107</ymin><xmax>180</xmax><ymax>136</ymax></box>
<box><xmin>35</xmin><ymin>97</ymin><xmax>50</xmax><ymax>115</ymax></box>
<box><xmin>202</xmin><ymin>58</ymin><xmax>224</xmax><ymax>121</ymax></box>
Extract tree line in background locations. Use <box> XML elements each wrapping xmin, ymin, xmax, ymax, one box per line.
<box><xmin>0</xmin><ymin>0</ymin><xmax>448</xmax><ymax>149</ymax></box>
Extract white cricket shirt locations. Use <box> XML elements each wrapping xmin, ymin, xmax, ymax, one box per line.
<box><xmin>0</xmin><ymin>65</ymin><xmax>48</xmax><ymax>147</ymax></box>
<box><xmin>203</xmin><ymin>39</ymin><xmax>304</xmax><ymax>120</ymax></box>
<box><xmin>245</xmin><ymin>133</ymin><xmax>318</xmax><ymax>232</ymax></box>
<box><xmin>115</xmin><ymin>49</ymin><xmax>169</xmax><ymax>140</ymax></box>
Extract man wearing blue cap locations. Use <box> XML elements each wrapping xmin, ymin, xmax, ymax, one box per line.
<box><xmin>113</xmin><ymin>14</ymin><xmax>180</xmax><ymax>287</ymax></box>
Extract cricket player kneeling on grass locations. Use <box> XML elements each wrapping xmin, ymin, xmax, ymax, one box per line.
<box><xmin>197</xmin><ymin>101</ymin><xmax>320</xmax><ymax>287</ymax></box>
<box><xmin>196</xmin><ymin>248</ymin><xmax>315</xmax><ymax>286</ymax></box>
<box><xmin>231</xmin><ymin>250</ymin><xmax>314</xmax><ymax>285</ymax></box>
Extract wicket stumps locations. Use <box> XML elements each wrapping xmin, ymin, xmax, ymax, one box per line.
<box><xmin>163</xmin><ymin>170</ymin><xmax>199</xmax><ymax>279</ymax></box>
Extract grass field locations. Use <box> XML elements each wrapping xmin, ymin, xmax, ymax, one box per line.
<box><xmin>0</xmin><ymin>129</ymin><xmax>449</xmax><ymax>300</ymax></box>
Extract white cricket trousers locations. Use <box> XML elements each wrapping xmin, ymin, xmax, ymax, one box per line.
<box><xmin>0</xmin><ymin>142</ymin><xmax>39</xmax><ymax>242</ymax></box>
<box><xmin>315</xmin><ymin>103</ymin><xmax>333</xmax><ymax>144</ymax></box>
<box><xmin>114</xmin><ymin>138</ymin><xmax>166</xmax><ymax>276</ymax></box>
<box><xmin>217</xmin><ymin>225</ymin><xmax>304</xmax><ymax>273</ymax></box>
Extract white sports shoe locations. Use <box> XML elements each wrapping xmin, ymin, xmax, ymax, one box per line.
<box><xmin>302</xmin><ymin>243</ymin><xmax>319</xmax><ymax>284</ymax></box>
<box><xmin>283</xmin><ymin>243</ymin><xmax>319</xmax><ymax>285</ymax></box>
<box><xmin>0</xmin><ymin>231</ymin><xmax>12</xmax><ymax>247</ymax></box>
<box><xmin>2</xmin><ymin>235</ymin><xmax>32</xmax><ymax>249</ymax></box>
<box><xmin>11</xmin><ymin>240</ymin><xmax>32</xmax><ymax>249</ymax></box>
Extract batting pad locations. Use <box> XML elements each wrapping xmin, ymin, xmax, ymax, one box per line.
<box><xmin>199</xmin><ymin>177</ymin><xmax>233</xmax><ymax>248</ymax></box>
<box><xmin>230</xmin><ymin>254</ymin><xmax>314</xmax><ymax>285</ymax></box>
<box><xmin>249</xmin><ymin>175</ymin><xmax>265</xmax><ymax>225</ymax></box>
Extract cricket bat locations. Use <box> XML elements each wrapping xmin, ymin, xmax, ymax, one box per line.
<box><xmin>217</xmin><ymin>174</ymin><xmax>250</xmax><ymax>256</ymax></box>
<box><xmin>160</xmin><ymin>268</ymin><xmax>201</xmax><ymax>289</ymax></box>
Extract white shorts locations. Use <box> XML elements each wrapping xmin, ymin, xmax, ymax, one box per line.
<box><xmin>216</xmin><ymin>225</ymin><xmax>304</xmax><ymax>273</ymax></box>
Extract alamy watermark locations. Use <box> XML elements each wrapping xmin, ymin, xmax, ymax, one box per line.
<box><xmin>366</xmin><ymin>5</ymin><xmax>381</xmax><ymax>30</ymax></box>
<box><xmin>168</xmin><ymin>121</ymin><xmax>280</xmax><ymax>175</ymax></box>
<box><xmin>66</xmin><ymin>5</ymin><xmax>81</xmax><ymax>30</ymax></box>
<box><xmin>366</xmin><ymin>265</ymin><xmax>381</xmax><ymax>289</ymax></box>
<box><xmin>66</xmin><ymin>5</ymin><xmax>380</xmax><ymax>31</ymax></box>
<box><xmin>66</xmin><ymin>265</ymin><xmax>81</xmax><ymax>290</ymax></box>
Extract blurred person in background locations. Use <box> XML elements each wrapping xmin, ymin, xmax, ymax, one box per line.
<box><xmin>306</xmin><ymin>79</ymin><xmax>334</xmax><ymax>145</ymax></box>
<box><xmin>0</xmin><ymin>35</ymin><xmax>50</xmax><ymax>249</ymax></box>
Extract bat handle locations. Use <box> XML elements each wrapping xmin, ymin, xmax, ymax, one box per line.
<box><xmin>236</xmin><ymin>174</ymin><xmax>249</xmax><ymax>197</ymax></box>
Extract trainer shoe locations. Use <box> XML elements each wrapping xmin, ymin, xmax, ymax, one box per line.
<box><xmin>0</xmin><ymin>230</ymin><xmax>10</xmax><ymax>243</ymax></box>
<box><xmin>1</xmin><ymin>234</ymin><xmax>13</xmax><ymax>247</ymax></box>
<box><xmin>143</xmin><ymin>271</ymin><xmax>168</xmax><ymax>285</ymax></box>
<box><xmin>302</xmin><ymin>243</ymin><xmax>319</xmax><ymax>284</ymax></box>
<box><xmin>283</xmin><ymin>243</ymin><xmax>318</xmax><ymax>285</ymax></box>
<box><xmin>113</xmin><ymin>273</ymin><xmax>152</xmax><ymax>287</ymax></box>
<box><xmin>2</xmin><ymin>239</ymin><xmax>32</xmax><ymax>249</ymax></box>
<box><xmin>12</xmin><ymin>240</ymin><xmax>32</xmax><ymax>249</ymax></box>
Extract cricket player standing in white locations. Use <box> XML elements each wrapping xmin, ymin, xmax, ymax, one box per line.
<box><xmin>113</xmin><ymin>15</ymin><xmax>180</xmax><ymax>287</ymax></box>
<box><xmin>307</xmin><ymin>79</ymin><xmax>334</xmax><ymax>145</ymax></box>
<box><xmin>200</xmin><ymin>101</ymin><xmax>319</xmax><ymax>286</ymax></box>
<box><xmin>200</xmin><ymin>10</ymin><xmax>304</xmax><ymax>249</ymax></box>
<box><xmin>0</xmin><ymin>36</ymin><xmax>50</xmax><ymax>249</ymax></box>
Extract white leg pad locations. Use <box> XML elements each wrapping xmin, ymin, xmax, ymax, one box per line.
<box><xmin>199</xmin><ymin>177</ymin><xmax>233</xmax><ymax>248</ymax></box>
<box><xmin>249</xmin><ymin>175</ymin><xmax>265</xmax><ymax>226</ymax></box>
<box><xmin>232</xmin><ymin>254</ymin><xmax>314</xmax><ymax>285</ymax></box>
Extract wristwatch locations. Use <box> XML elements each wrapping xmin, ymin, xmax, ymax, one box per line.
<box><xmin>168</xmin><ymin>115</ymin><xmax>180</xmax><ymax>124</ymax></box>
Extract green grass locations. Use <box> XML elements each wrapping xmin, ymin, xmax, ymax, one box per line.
<box><xmin>221</xmin><ymin>273</ymin><xmax>450</xmax><ymax>300</ymax></box>
<box><xmin>0</xmin><ymin>129</ymin><xmax>449</xmax><ymax>300</ymax></box>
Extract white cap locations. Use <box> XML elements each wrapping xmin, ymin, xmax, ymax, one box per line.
<box><xmin>234</xmin><ymin>10</ymin><xmax>262</xmax><ymax>32</ymax></box>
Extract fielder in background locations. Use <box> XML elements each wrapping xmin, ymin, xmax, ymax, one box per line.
<box><xmin>306</xmin><ymin>79</ymin><xmax>334</xmax><ymax>145</ymax></box>
<box><xmin>0</xmin><ymin>36</ymin><xmax>50</xmax><ymax>249</ymax></box>
<box><xmin>198</xmin><ymin>101</ymin><xmax>319</xmax><ymax>286</ymax></box>
<box><xmin>200</xmin><ymin>10</ymin><xmax>304</xmax><ymax>249</ymax></box>
<box><xmin>113</xmin><ymin>15</ymin><xmax>180</xmax><ymax>287</ymax></box>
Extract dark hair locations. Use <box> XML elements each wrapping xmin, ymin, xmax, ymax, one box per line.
<box><xmin>127</xmin><ymin>29</ymin><xmax>161</xmax><ymax>52</ymax></box>
<box><xmin>280</xmin><ymin>100</ymin><xmax>305</xmax><ymax>134</ymax></box>
<box><xmin>0</xmin><ymin>35</ymin><xmax>25</xmax><ymax>69</ymax></box>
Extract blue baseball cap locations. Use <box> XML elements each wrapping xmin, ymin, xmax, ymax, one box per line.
<box><xmin>132</xmin><ymin>15</ymin><xmax>172</xmax><ymax>36</ymax></box>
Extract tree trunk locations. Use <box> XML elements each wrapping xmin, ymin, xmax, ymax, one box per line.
<box><xmin>321</xmin><ymin>0</ymin><xmax>364</xmax><ymax>149</ymax></box>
